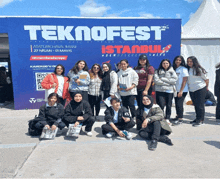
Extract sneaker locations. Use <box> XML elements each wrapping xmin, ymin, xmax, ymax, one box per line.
<box><xmin>159</xmin><ymin>135</ymin><xmax>173</xmax><ymax>146</ymax></box>
<box><xmin>106</xmin><ymin>132</ymin><xmax>115</xmax><ymax>138</ymax></box>
<box><xmin>190</xmin><ymin>119</ymin><xmax>197</xmax><ymax>124</ymax></box>
<box><xmin>166</xmin><ymin>119</ymin><xmax>171</xmax><ymax>125</ymax></box>
<box><xmin>172</xmin><ymin>119</ymin><xmax>183</xmax><ymax>126</ymax></box>
<box><xmin>85</xmin><ymin>131</ymin><xmax>93</xmax><ymax>137</ymax></box>
<box><xmin>149</xmin><ymin>140</ymin><xmax>157</xmax><ymax>151</ymax></box>
<box><xmin>192</xmin><ymin>121</ymin><xmax>204</xmax><ymax>127</ymax></box>
<box><xmin>125</xmin><ymin>131</ymin><xmax>132</xmax><ymax>140</ymax></box>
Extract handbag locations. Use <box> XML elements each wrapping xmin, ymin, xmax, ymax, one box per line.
<box><xmin>45</xmin><ymin>74</ymin><xmax>55</xmax><ymax>101</ymax></box>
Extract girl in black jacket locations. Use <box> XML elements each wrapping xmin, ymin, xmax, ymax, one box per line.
<box><xmin>101</xmin><ymin>98</ymin><xmax>135</xmax><ymax>139</ymax></box>
<box><xmin>63</xmin><ymin>92</ymin><xmax>95</xmax><ymax>137</ymax></box>
<box><xmin>35</xmin><ymin>93</ymin><xmax>65</xmax><ymax>132</ymax></box>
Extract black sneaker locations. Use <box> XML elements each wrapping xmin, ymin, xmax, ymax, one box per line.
<box><xmin>149</xmin><ymin>140</ymin><xmax>157</xmax><ymax>151</ymax></box>
<box><xmin>159</xmin><ymin>135</ymin><xmax>174</xmax><ymax>146</ymax></box>
<box><xmin>190</xmin><ymin>119</ymin><xmax>197</xmax><ymax>124</ymax></box>
<box><xmin>192</xmin><ymin>121</ymin><xmax>204</xmax><ymax>127</ymax></box>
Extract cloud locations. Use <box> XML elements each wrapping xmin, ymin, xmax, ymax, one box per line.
<box><xmin>139</xmin><ymin>12</ymin><xmax>162</xmax><ymax>19</ymax></box>
<box><xmin>78</xmin><ymin>0</ymin><xmax>111</xmax><ymax>17</ymax></box>
<box><xmin>184</xmin><ymin>0</ymin><xmax>202</xmax><ymax>3</ymax></box>
<box><xmin>0</xmin><ymin>0</ymin><xmax>22</xmax><ymax>8</ymax></box>
<box><xmin>176</xmin><ymin>13</ymin><xmax>181</xmax><ymax>18</ymax></box>
<box><xmin>106</xmin><ymin>9</ymin><xmax>130</xmax><ymax>17</ymax></box>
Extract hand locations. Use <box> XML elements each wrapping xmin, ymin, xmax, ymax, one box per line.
<box><xmin>45</xmin><ymin>125</ymin><xmax>50</xmax><ymax>129</ymax></box>
<box><xmin>142</xmin><ymin>119</ymin><xmax>148</xmax><ymax>128</ymax></box>
<box><xmin>51</xmin><ymin>125</ymin><xmax>57</xmax><ymax>131</ymax></box>
<box><xmin>125</xmin><ymin>87</ymin><xmax>133</xmax><ymax>91</ymax></box>
<box><xmin>75</xmin><ymin>79</ymin><xmax>80</xmax><ymax>85</ymax></box>
<box><xmin>119</xmin><ymin>88</ymin><xmax>123</xmax><ymax>91</ymax></box>
<box><xmin>110</xmin><ymin>95</ymin><xmax>115</xmax><ymax>98</ymax></box>
<box><xmin>142</xmin><ymin>90</ymin><xmax>148</xmax><ymax>96</ymax></box>
<box><xmin>122</xmin><ymin>116</ymin><xmax>130</xmax><ymax>122</ymax></box>
<box><xmin>51</xmin><ymin>83</ymin><xmax>57</xmax><ymax>88</ymax></box>
<box><xmin>77</xmin><ymin>116</ymin><xmax>84</xmax><ymax>121</ymax></box>
<box><xmin>74</xmin><ymin>121</ymin><xmax>80</xmax><ymax>127</ymax></box>
<box><xmin>117</xmin><ymin>130</ymin><xmax>125</xmax><ymax>137</ymax></box>
<box><xmin>178</xmin><ymin>91</ymin><xmax>183</xmax><ymax>98</ymax></box>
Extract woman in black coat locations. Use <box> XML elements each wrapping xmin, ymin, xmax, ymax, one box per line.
<box><xmin>63</xmin><ymin>92</ymin><xmax>95</xmax><ymax>137</ymax></box>
<box><xmin>35</xmin><ymin>93</ymin><xmax>65</xmax><ymax>132</ymax></box>
<box><xmin>214</xmin><ymin>62</ymin><xmax>220</xmax><ymax>120</ymax></box>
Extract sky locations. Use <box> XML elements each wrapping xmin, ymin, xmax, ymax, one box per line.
<box><xmin>0</xmin><ymin>0</ymin><xmax>213</xmax><ymax>25</ymax></box>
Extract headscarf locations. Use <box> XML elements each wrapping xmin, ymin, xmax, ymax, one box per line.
<box><xmin>70</xmin><ymin>91</ymin><xmax>83</xmax><ymax>106</ymax></box>
<box><xmin>139</xmin><ymin>95</ymin><xmax>154</xmax><ymax>117</ymax></box>
<box><xmin>100</xmin><ymin>63</ymin><xmax>112</xmax><ymax>91</ymax></box>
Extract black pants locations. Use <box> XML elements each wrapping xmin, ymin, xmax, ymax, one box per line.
<box><xmin>0</xmin><ymin>85</ymin><xmax>7</xmax><ymax>103</ymax></box>
<box><xmin>138</xmin><ymin>121</ymin><xmax>167</xmax><ymax>140</ymax></box>
<box><xmin>103</xmin><ymin>90</ymin><xmax>110</xmax><ymax>100</ymax></box>
<box><xmin>136</xmin><ymin>87</ymin><xmax>153</xmax><ymax>107</ymax></box>
<box><xmin>64</xmin><ymin>116</ymin><xmax>95</xmax><ymax>132</ymax></box>
<box><xmin>70</xmin><ymin>91</ymin><xmax>88</xmax><ymax>101</ymax></box>
<box><xmin>35</xmin><ymin>121</ymin><xmax>66</xmax><ymax>130</ymax></box>
<box><xmin>156</xmin><ymin>91</ymin><xmax>173</xmax><ymax>119</ymax></box>
<box><xmin>189</xmin><ymin>86</ymin><xmax>207</xmax><ymax>122</ymax></box>
<box><xmin>101</xmin><ymin>120</ymin><xmax>135</xmax><ymax>135</ymax></box>
<box><xmin>88</xmin><ymin>95</ymin><xmax>101</xmax><ymax>116</ymax></box>
<box><xmin>121</xmin><ymin>95</ymin><xmax>136</xmax><ymax>117</ymax></box>
<box><xmin>58</xmin><ymin>97</ymin><xmax>66</xmax><ymax>107</ymax></box>
<box><xmin>216</xmin><ymin>97</ymin><xmax>220</xmax><ymax>119</ymax></box>
<box><xmin>174</xmin><ymin>92</ymin><xmax>187</xmax><ymax>118</ymax></box>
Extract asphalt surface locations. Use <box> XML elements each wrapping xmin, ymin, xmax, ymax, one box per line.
<box><xmin>0</xmin><ymin>102</ymin><xmax>219</xmax><ymax>178</ymax></box>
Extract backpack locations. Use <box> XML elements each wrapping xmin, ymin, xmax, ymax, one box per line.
<box><xmin>28</xmin><ymin>116</ymin><xmax>42</xmax><ymax>136</ymax></box>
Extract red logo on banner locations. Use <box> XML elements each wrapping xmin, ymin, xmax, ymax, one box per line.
<box><xmin>30</xmin><ymin>56</ymin><xmax>68</xmax><ymax>61</ymax></box>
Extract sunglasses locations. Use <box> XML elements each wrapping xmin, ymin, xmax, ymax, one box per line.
<box><xmin>93</xmin><ymin>67</ymin><xmax>100</xmax><ymax>70</ymax></box>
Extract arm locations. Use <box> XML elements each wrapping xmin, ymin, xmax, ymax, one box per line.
<box><xmin>178</xmin><ymin>77</ymin><xmax>188</xmax><ymax>97</ymax></box>
<box><xmin>41</xmin><ymin>74</ymin><xmax>54</xmax><ymax>89</ymax></box>
<box><xmin>82</xmin><ymin>101</ymin><xmax>93</xmax><ymax>122</ymax></box>
<box><xmin>160</xmin><ymin>71</ymin><xmax>178</xmax><ymax>85</ymax></box>
<box><xmin>144</xmin><ymin>75</ymin><xmax>153</xmax><ymax>95</ymax></box>
<box><xmin>109</xmin><ymin>72</ymin><xmax>118</xmax><ymax>96</ymax></box>
<box><xmin>38</xmin><ymin>105</ymin><xmax>48</xmax><ymax>126</ymax></box>
<box><xmin>148</xmin><ymin>106</ymin><xmax>164</xmax><ymax>122</ymax></box>
<box><xmin>104</xmin><ymin>108</ymin><xmax>114</xmax><ymax>124</ymax></box>
<box><xmin>154</xmin><ymin>71</ymin><xmax>170</xmax><ymax>86</ymax></box>
<box><xmin>63</xmin><ymin>104</ymin><xmax>78</xmax><ymax>123</ymax></box>
<box><xmin>126</xmin><ymin>70</ymin><xmax>139</xmax><ymax>91</ymax></box>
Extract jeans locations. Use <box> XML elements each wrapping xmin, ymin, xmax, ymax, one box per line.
<box><xmin>174</xmin><ymin>92</ymin><xmax>187</xmax><ymax>118</ymax></box>
<box><xmin>156</xmin><ymin>91</ymin><xmax>174</xmax><ymax>119</ymax></box>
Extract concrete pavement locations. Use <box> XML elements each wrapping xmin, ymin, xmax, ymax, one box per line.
<box><xmin>0</xmin><ymin>103</ymin><xmax>220</xmax><ymax>178</ymax></box>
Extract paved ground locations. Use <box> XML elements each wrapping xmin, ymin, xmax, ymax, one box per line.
<box><xmin>0</xmin><ymin>102</ymin><xmax>219</xmax><ymax>178</ymax></box>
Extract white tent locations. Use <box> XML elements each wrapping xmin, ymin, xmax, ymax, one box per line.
<box><xmin>181</xmin><ymin>0</ymin><xmax>220</xmax><ymax>93</ymax></box>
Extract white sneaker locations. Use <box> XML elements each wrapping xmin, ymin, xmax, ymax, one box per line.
<box><xmin>106</xmin><ymin>132</ymin><xmax>114</xmax><ymax>138</ymax></box>
<box><xmin>85</xmin><ymin>131</ymin><xmax>92</xmax><ymax>137</ymax></box>
<box><xmin>125</xmin><ymin>131</ymin><xmax>132</xmax><ymax>140</ymax></box>
<box><xmin>166</xmin><ymin>119</ymin><xmax>171</xmax><ymax>125</ymax></box>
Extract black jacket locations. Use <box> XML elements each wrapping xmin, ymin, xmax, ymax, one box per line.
<box><xmin>38</xmin><ymin>103</ymin><xmax>64</xmax><ymax>126</ymax></box>
<box><xmin>104</xmin><ymin>106</ymin><xmax>131</xmax><ymax>125</ymax></box>
<box><xmin>214</xmin><ymin>68</ymin><xmax>220</xmax><ymax>97</ymax></box>
<box><xmin>64</xmin><ymin>100</ymin><xmax>92</xmax><ymax>123</ymax></box>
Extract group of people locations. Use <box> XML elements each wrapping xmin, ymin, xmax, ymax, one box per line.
<box><xmin>29</xmin><ymin>54</ymin><xmax>220</xmax><ymax>151</ymax></box>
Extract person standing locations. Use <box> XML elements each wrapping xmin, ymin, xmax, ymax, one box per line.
<box><xmin>100</xmin><ymin>63</ymin><xmax>118</xmax><ymax>100</ymax></box>
<box><xmin>134</xmin><ymin>54</ymin><xmax>155</xmax><ymax>106</ymax></box>
<box><xmin>214</xmin><ymin>62</ymin><xmax>220</xmax><ymax>121</ymax></box>
<box><xmin>187</xmin><ymin>56</ymin><xmax>209</xmax><ymax>127</ymax></box>
<box><xmin>154</xmin><ymin>59</ymin><xmax>178</xmax><ymax>124</ymax></box>
<box><xmin>41</xmin><ymin>64</ymin><xmax>71</xmax><ymax>106</ymax></box>
<box><xmin>67</xmin><ymin>60</ymin><xmax>90</xmax><ymax>101</ymax></box>
<box><xmin>117</xmin><ymin>59</ymin><xmax>139</xmax><ymax>118</ymax></box>
<box><xmin>88</xmin><ymin>64</ymin><xmax>103</xmax><ymax>118</ymax></box>
<box><xmin>172</xmin><ymin>56</ymin><xmax>189</xmax><ymax>125</ymax></box>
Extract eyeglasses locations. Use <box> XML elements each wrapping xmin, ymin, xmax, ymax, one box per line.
<box><xmin>93</xmin><ymin>67</ymin><xmax>100</xmax><ymax>70</ymax></box>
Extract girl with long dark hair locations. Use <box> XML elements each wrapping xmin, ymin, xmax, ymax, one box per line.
<box><xmin>187</xmin><ymin>56</ymin><xmax>209</xmax><ymax>126</ymax></box>
<box><xmin>88</xmin><ymin>64</ymin><xmax>103</xmax><ymax>118</ymax></box>
<box><xmin>154</xmin><ymin>59</ymin><xmax>178</xmax><ymax>124</ymax></box>
<box><xmin>172</xmin><ymin>56</ymin><xmax>189</xmax><ymax>125</ymax></box>
<box><xmin>134</xmin><ymin>54</ymin><xmax>155</xmax><ymax>106</ymax></box>
<box><xmin>67</xmin><ymin>60</ymin><xmax>90</xmax><ymax>101</ymax></box>
<box><xmin>41</xmin><ymin>64</ymin><xmax>71</xmax><ymax>106</ymax></box>
<box><xmin>117</xmin><ymin>59</ymin><xmax>139</xmax><ymax>118</ymax></box>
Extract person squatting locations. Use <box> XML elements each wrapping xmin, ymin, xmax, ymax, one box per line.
<box><xmin>28</xmin><ymin>54</ymin><xmax>218</xmax><ymax>151</ymax></box>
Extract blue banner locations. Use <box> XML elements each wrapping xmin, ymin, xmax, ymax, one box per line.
<box><xmin>4</xmin><ymin>17</ymin><xmax>181</xmax><ymax>109</ymax></box>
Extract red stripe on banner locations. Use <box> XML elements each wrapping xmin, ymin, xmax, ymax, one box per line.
<box><xmin>30</xmin><ymin>56</ymin><xmax>68</xmax><ymax>61</ymax></box>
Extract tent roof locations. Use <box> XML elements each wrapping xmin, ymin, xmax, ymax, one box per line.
<box><xmin>182</xmin><ymin>0</ymin><xmax>220</xmax><ymax>39</ymax></box>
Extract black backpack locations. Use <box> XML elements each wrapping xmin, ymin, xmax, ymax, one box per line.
<box><xmin>28</xmin><ymin>116</ymin><xmax>42</xmax><ymax>136</ymax></box>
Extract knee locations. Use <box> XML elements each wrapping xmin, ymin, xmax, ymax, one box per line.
<box><xmin>89</xmin><ymin>116</ymin><xmax>95</xmax><ymax>123</ymax></box>
<box><xmin>58</xmin><ymin>122</ymin><xmax>66</xmax><ymax>130</ymax></box>
<box><xmin>35</xmin><ymin>121</ymin><xmax>43</xmax><ymax>129</ymax></box>
<box><xmin>153</xmin><ymin>120</ymin><xmax>161</xmax><ymax>126</ymax></box>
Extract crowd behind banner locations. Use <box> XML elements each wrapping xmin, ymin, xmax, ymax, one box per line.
<box><xmin>27</xmin><ymin>54</ymin><xmax>220</xmax><ymax>151</ymax></box>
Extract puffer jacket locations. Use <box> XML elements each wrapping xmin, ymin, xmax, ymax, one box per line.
<box><xmin>154</xmin><ymin>67</ymin><xmax>178</xmax><ymax>93</ymax></box>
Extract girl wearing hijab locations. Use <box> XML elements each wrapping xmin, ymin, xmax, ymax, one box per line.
<box><xmin>101</xmin><ymin>63</ymin><xmax>118</xmax><ymax>100</ymax></box>
<box><xmin>63</xmin><ymin>92</ymin><xmax>95</xmax><ymax>137</ymax></box>
<box><xmin>34</xmin><ymin>93</ymin><xmax>66</xmax><ymax>136</ymax></box>
<box><xmin>137</xmin><ymin>95</ymin><xmax>173</xmax><ymax>151</ymax></box>
<box><xmin>67</xmin><ymin>60</ymin><xmax>90</xmax><ymax>101</ymax></box>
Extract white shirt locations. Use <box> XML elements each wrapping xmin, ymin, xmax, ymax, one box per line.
<box><xmin>175</xmin><ymin>66</ymin><xmax>189</xmax><ymax>92</ymax></box>
<box><xmin>113</xmin><ymin>109</ymin><xmax>119</xmax><ymax>123</ymax></box>
<box><xmin>56</xmin><ymin>75</ymin><xmax>64</xmax><ymax>97</ymax></box>
<box><xmin>188</xmin><ymin>68</ymin><xmax>208</xmax><ymax>92</ymax></box>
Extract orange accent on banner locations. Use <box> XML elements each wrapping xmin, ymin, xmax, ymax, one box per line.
<box><xmin>30</xmin><ymin>56</ymin><xmax>68</xmax><ymax>61</ymax></box>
